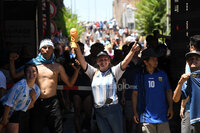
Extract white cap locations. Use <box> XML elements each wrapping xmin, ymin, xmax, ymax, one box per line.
<box><xmin>39</xmin><ymin>39</ymin><xmax>55</xmax><ymax>50</ymax></box>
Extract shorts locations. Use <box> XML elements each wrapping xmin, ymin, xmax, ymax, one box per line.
<box><xmin>142</xmin><ymin>122</ymin><xmax>170</xmax><ymax>133</ymax></box>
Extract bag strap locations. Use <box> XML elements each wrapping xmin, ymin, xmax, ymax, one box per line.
<box><xmin>110</xmin><ymin>68</ymin><xmax>117</xmax><ymax>83</ymax></box>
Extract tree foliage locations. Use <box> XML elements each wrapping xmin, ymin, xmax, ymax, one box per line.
<box><xmin>54</xmin><ymin>7</ymin><xmax>84</xmax><ymax>40</ymax></box>
<box><xmin>135</xmin><ymin>0</ymin><xmax>167</xmax><ymax>35</ymax></box>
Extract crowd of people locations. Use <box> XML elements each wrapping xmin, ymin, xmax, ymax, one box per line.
<box><xmin>1</xmin><ymin>20</ymin><xmax>200</xmax><ymax>133</ymax></box>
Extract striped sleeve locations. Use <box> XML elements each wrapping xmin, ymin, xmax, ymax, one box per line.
<box><xmin>111</xmin><ymin>62</ymin><xmax>125</xmax><ymax>81</ymax></box>
<box><xmin>85</xmin><ymin>64</ymin><xmax>97</xmax><ymax>79</ymax></box>
<box><xmin>1</xmin><ymin>82</ymin><xmax>22</xmax><ymax>107</ymax></box>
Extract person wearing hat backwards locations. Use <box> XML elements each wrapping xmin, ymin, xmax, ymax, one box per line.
<box><xmin>173</xmin><ymin>50</ymin><xmax>200</xmax><ymax>133</ymax></box>
<box><xmin>75</xmin><ymin>41</ymin><xmax>140</xmax><ymax>133</ymax></box>
<box><xmin>132</xmin><ymin>48</ymin><xmax>173</xmax><ymax>133</ymax></box>
<box><xmin>9</xmin><ymin>39</ymin><xmax>80</xmax><ymax>133</ymax></box>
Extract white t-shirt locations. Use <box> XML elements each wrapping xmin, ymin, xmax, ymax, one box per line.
<box><xmin>0</xmin><ymin>71</ymin><xmax>6</xmax><ymax>89</ymax></box>
<box><xmin>85</xmin><ymin>63</ymin><xmax>125</xmax><ymax>108</ymax></box>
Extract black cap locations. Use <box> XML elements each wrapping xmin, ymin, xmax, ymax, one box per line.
<box><xmin>141</xmin><ymin>48</ymin><xmax>160</xmax><ymax>59</ymax></box>
<box><xmin>185</xmin><ymin>51</ymin><xmax>200</xmax><ymax>60</ymax></box>
<box><xmin>97</xmin><ymin>51</ymin><xmax>109</xmax><ymax>58</ymax></box>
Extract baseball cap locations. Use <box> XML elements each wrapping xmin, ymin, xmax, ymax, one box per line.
<box><xmin>185</xmin><ymin>51</ymin><xmax>200</xmax><ymax>60</ymax></box>
<box><xmin>39</xmin><ymin>39</ymin><xmax>55</xmax><ymax>50</ymax></box>
<box><xmin>141</xmin><ymin>48</ymin><xmax>161</xmax><ymax>59</ymax></box>
<box><xmin>97</xmin><ymin>51</ymin><xmax>109</xmax><ymax>58</ymax></box>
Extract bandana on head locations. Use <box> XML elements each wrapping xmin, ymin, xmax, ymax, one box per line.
<box><xmin>16</xmin><ymin>39</ymin><xmax>55</xmax><ymax>72</ymax></box>
<box><xmin>39</xmin><ymin>39</ymin><xmax>55</xmax><ymax>50</ymax></box>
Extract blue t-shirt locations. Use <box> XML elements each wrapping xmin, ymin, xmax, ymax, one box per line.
<box><xmin>134</xmin><ymin>69</ymin><xmax>171</xmax><ymax>123</ymax></box>
<box><xmin>181</xmin><ymin>81</ymin><xmax>191</xmax><ymax>112</ymax></box>
<box><xmin>182</xmin><ymin>70</ymin><xmax>200</xmax><ymax>124</ymax></box>
<box><xmin>182</xmin><ymin>63</ymin><xmax>191</xmax><ymax>112</ymax></box>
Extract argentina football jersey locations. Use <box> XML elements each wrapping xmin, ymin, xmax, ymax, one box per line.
<box><xmin>0</xmin><ymin>79</ymin><xmax>40</xmax><ymax>117</ymax></box>
<box><xmin>85</xmin><ymin>63</ymin><xmax>124</xmax><ymax>108</ymax></box>
<box><xmin>134</xmin><ymin>69</ymin><xmax>171</xmax><ymax>123</ymax></box>
<box><xmin>182</xmin><ymin>70</ymin><xmax>200</xmax><ymax>124</ymax></box>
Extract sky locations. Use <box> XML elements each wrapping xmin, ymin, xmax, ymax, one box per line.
<box><xmin>63</xmin><ymin>0</ymin><xmax>114</xmax><ymax>22</ymax></box>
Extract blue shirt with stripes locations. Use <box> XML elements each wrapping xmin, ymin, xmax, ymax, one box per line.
<box><xmin>182</xmin><ymin>70</ymin><xmax>200</xmax><ymax>124</ymax></box>
<box><xmin>0</xmin><ymin>79</ymin><xmax>40</xmax><ymax>117</ymax></box>
<box><xmin>181</xmin><ymin>81</ymin><xmax>191</xmax><ymax>112</ymax></box>
<box><xmin>85</xmin><ymin>63</ymin><xmax>124</xmax><ymax>108</ymax></box>
<box><xmin>183</xmin><ymin>63</ymin><xmax>191</xmax><ymax>112</ymax></box>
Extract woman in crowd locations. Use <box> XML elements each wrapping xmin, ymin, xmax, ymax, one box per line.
<box><xmin>0</xmin><ymin>64</ymin><xmax>40</xmax><ymax>133</ymax></box>
<box><xmin>75</xmin><ymin>41</ymin><xmax>140</xmax><ymax>133</ymax></box>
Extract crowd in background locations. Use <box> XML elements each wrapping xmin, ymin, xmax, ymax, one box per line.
<box><xmin>0</xmin><ymin>19</ymin><xmax>177</xmax><ymax>133</ymax></box>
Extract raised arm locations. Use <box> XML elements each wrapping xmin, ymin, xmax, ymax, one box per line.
<box><xmin>173</xmin><ymin>73</ymin><xmax>190</xmax><ymax>103</ymax></box>
<box><xmin>74</xmin><ymin>44</ymin><xmax>87</xmax><ymax>71</ymax></box>
<box><xmin>121</xmin><ymin>42</ymin><xmax>140</xmax><ymax>70</ymax></box>
<box><xmin>9</xmin><ymin>53</ymin><xmax>24</xmax><ymax>79</ymax></box>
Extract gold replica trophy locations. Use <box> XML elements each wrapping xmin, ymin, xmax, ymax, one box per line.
<box><xmin>70</xmin><ymin>28</ymin><xmax>77</xmax><ymax>49</ymax></box>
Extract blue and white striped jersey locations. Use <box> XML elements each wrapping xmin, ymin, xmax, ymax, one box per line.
<box><xmin>85</xmin><ymin>63</ymin><xmax>124</xmax><ymax>108</ymax></box>
<box><xmin>182</xmin><ymin>70</ymin><xmax>200</xmax><ymax>124</ymax></box>
<box><xmin>0</xmin><ymin>79</ymin><xmax>40</xmax><ymax>116</ymax></box>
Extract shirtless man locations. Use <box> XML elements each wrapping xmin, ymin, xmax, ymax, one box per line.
<box><xmin>9</xmin><ymin>39</ymin><xmax>80</xmax><ymax>133</ymax></box>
